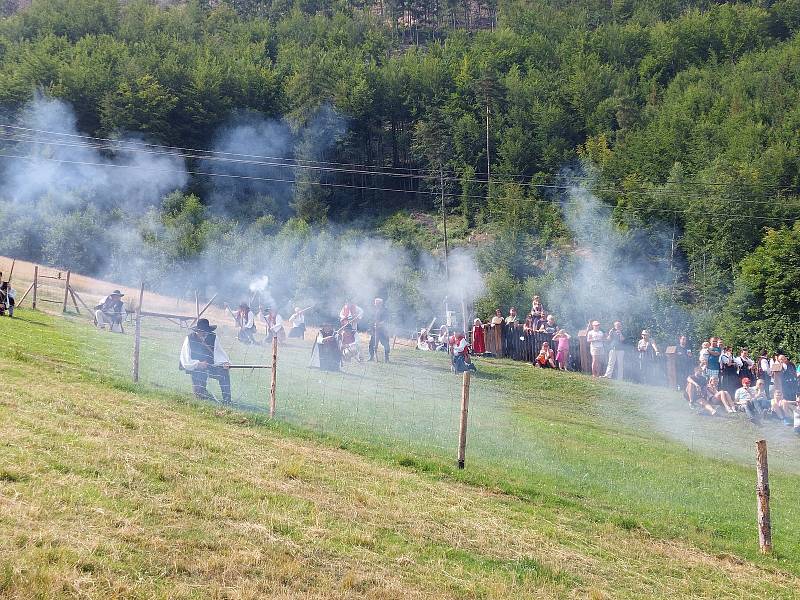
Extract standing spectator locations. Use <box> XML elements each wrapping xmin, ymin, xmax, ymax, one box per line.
<box><xmin>706</xmin><ymin>338</ymin><xmax>721</xmax><ymax>380</ymax></box>
<box><xmin>637</xmin><ymin>330</ymin><xmax>660</xmax><ymax>384</ymax></box>
<box><xmin>490</xmin><ymin>309</ymin><xmax>504</xmax><ymax>326</ymax></box>
<box><xmin>587</xmin><ymin>320</ymin><xmax>605</xmax><ymax>377</ymax></box>
<box><xmin>471</xmin><ymin>318</ymin><xmax>485</xmax><ymax>355</ymax></box>
<box><xmin>735</xmin><ymin>348</ymin><xmax>755</xmax><ymax>385</ymax></box>
<box><xmin>757</xmin><ymin>349</ymin><xmax>771</xmax><ymax>398</ymax></box>
<box><xmin>538</xmin><ymin>314</ymin><xmax>558</xmax><ymax>336</ymax></box>
<box><xmin>674</xmin><ymin>335</ymin><xmax>694</xmax><ymax>391</ymax></box>
<box><xmin>522</xmin><ymin>314</ymin><xmax>536</xmax><ymax>334</ymax></box>
<box><xmin>719</xmin><ymin>346</ymin><xmax>738</xmax><ymax>396</ymax></box>
<box><xmin>779</xmin><ymin>355</ymin><xmax>798</xmax><ymax>401</ymax></box>
<box><xmin>503</xmin><ymin>307</ymin><xmax>519</xmax><ymax>357</ymax></box>
<box><xmin>553</xmin><ymin>329</ymin><xmax>571</xmax><ymax>371</ymax></box>
<box><xmin>530</xmin><ymin>296</ymin><xmax>546</xmax><ymax>330</ymax></box>
<box><xmin>603</xmin><ymin>321</ymin><xmax>625</xmax><ymax>380</ymax></box>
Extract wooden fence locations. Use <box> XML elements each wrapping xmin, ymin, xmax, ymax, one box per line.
<box><xmin>478</xmin><ymin>323</ymin><xmax>687</xmax><ymax>389</ymax></box>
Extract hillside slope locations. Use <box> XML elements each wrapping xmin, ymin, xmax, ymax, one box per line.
<box><xmin>2</xmin><ymin>311</ymin><xmax>800</xmax><ymax>598</ymax></box>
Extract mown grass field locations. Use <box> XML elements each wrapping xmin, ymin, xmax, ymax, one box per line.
<box><xmin>2</xmin><ymin>307</ymin><xmax>800</xmax><ymax>598</ymax></box>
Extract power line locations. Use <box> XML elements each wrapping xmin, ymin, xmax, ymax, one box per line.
<box><xmin>1</xmin><ymin>130</ymin><xmax>796</xmax><ymax>207</ymax></box>
<box><xmin>2</xmin><ymin>122</ymin><xmax>798</xmax><ymax>197</ymax></box>
<box><xmin>0</xmin><ymin>151</ymin><xmax>798</xmax><ymax>224</ymax></box>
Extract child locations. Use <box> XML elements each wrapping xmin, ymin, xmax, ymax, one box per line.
<box><xmin>535</xmin><ymin>341</ymin><xmax>557</xmax><ymax>369</ymax></box>
<box><xmin>552</xmin><ymin>329</ymin><xmax>571</xmax><ymax>371</ymax></box>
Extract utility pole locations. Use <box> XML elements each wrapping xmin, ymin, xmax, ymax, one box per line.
<box><xmin>441</xmin><ymin>166</ymin><xmax>450</xmax><ymax>324</ymax></box>
<box><xmin>485</xmin><ymin>102</ymin><xmax>490</xmax><ymax>187</ymax></box>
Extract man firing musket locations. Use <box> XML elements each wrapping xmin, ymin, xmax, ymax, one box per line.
<box><xmin>225</xmin><ymin>302</ymin><xmax>258</xmax><ymax>345</ymax></box>
<box><xmin>287</xmin><ymin>305</ymin><xmax>312</xmax><ymax>339</ymax></box>
<box><xmin>94</xmin><ymin>290</ymin><xmax>127</xmax><ymax>333</ymax></box>
<box><xmin>259</xmin><ymin>306</ymin><xmax>285</xmax><ymax>342</ymax></box>
<box><xmin>179</xmin><ymin>318</ymin><xmax>232</xmax><ymax>405</ymax></box>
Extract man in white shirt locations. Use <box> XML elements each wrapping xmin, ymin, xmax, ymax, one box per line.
<box><xmin>179</xmin><ymin>318</ymin><xmax>231</xmax><ymax>404</ymax></box>
<box><xmin>260</xmin><ymin>307</ymin><xmax>285</xmax><ymax>342</ymax></box>
<box><xmin>287</xmin><ymin>306</ymin><xmax>308</xmax><ymax>339</ymax></box>
<box><xmin>95</xmin><ymin>290</ymin><xmax>126</xmax><ymax>333</ymax></box>
<box><xmin>225</xmin><ymin>302</ymin><xmax>257</xmax><ymax>344</ymax></box>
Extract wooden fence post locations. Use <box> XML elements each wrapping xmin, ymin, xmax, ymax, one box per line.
<box><xmin>133</xmin><ymin>283</ymin><xmax>145</xmax><ymax>383</ymax></box>
<box><xmin>457</xmin><ymin>371</ymin><xmax>471</xmax><ymax>469</ymax></box>
<box><xmin>62</xmin><ymin>270</ymin><xmax>71</xmax><ymax>313</ymax></box>
<box><xmin>756</xmin><ymin>439</ymin><xmax>772</xmax><ymax>554</ymax></box>
<box><xmin>32</xmin><ymin>265</ymin><xmax>38</xmax><ymax>310</ymax></box>
<box><xmin>664</xmin><ymin>346</ymin><xmax>677</xmax><ymax>389</ymax></box>
<box><xmin>578</xmin><ymin>329</ymin><xmax>589</xmax><ymax>373</ymax></box>
<box><xmin>269</xmin><ymin>335</ymin><xmax>278</xmax><ymax>418</ymax></box>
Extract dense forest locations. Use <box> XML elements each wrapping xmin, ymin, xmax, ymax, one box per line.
<box><xmin>2</xmin><ymin>0</ymin><xmax>800</xmax><ymax>348</ymax></box>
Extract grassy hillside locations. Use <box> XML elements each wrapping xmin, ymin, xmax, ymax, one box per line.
<box><xmin>2</xmin><ymin>308</ymin><xmax>800</xmax><ymax>597</ymax></box>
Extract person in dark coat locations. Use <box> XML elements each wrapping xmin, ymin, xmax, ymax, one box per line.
<box><xmin>368</xmin><ymin>297</ymin><xmax>390</xmax><ymax>362</ymax></box>
<box><xmin>179</xmin><ymin>318</ymin><xmax>232</xmax><ymax>404</ymax></box>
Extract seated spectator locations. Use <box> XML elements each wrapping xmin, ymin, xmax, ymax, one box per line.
<box><xmin>734</xmin><ymin>377</ymin><xmax>760</xmax><ymax>422</ymax></box>
<box><xmin>706</xmin><ymin>377</ymin><xmax>736</xmax><ymax>413</ymax></box>
<box><xmin>751</xmin><ymin>379</ymin><xmax>770</xmax><ymax>411</ymax></box>
<box><xmin>534</xmin><ymin>341</ymin><xmax>556</xmax><ymax>369</ymax></box>
<box><xmin>552</xmin><ymin>329</ymin><xmax>570</xmax><ymax>371</ymax></box>
<box><xmin>490</xmin><ymin>309</ymin><xmax>504</xmax><ymax>326</ymax></box>
<box><xmin>471</xmin><ymin>318</ymin><xmax>485</xmax><ymax>354</ymax></box>
<box><xmin>452</xmin><ymin>331</ymin><xmax>477</xmax><ymax>373</ymax></box>
<box><xmin>771</xmin><ymin>388</ymin><xmax>797</xmax><ymax>426</ymax></box>
<box><xmin>685</xmin><ymin>366</ymin><xmax>709</xmax><ymax>409</ymax></box>
<box><xmin>538</xmin><ymin>314</ymin><xmax>557</xmax><ymax>336</ymax></box>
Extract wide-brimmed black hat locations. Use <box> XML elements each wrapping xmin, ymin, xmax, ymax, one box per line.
<box><xmin>192</xmin><ymin>318</ymin><xmax>217</xmax><ymax>332</ymax></box>
<box><xmin>110</xmin><ymin>290</ymin><xmax>125</xmax><ymax>297</ymax></box>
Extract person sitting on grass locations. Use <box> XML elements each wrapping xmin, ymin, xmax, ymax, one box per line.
<box><xmin>94</xmin><ymin>290</ymin><xmax>126</xmax><ymax>333</ymax></box>
<box><xmin>771</xmin><ymin>388</ymin><xmax>798</xmax><ymax>427</ymax></box>
<box><xmin>706</xmin><ymin>377</ymin><xmax>736</xmax><ymax>414</ymax></box>
<box><xmin>685</xmin><ymin>366</ymin><xmax>711</xmax><ymax>411</ymax></box>
<box><xmin>753</xmin><ymin>379</ymin><xmax>770</xmax><ymax>412</ymax></box>
<box><xmin>552</xmin><ymin>329</ymin><xmax>570</xmax><ymax>371</ymax></box>
<box><xmin>734</xmin><ymin>377</ymin><xmax>760</xmax><ymax>422</ymax></box>
<box><xmin>179</xmin><ymin>318</ymin><xmax>231</xmax><ymax>405</ymax></box>
<box><xmin>534</xmin><ymin>341</ymin><xmax>557</xmax><ymax>369</ymax></box>
<box><xmin>452</xmin><ymin>331</ymin><xmax>477</xmax><ymax>373</ymax></box>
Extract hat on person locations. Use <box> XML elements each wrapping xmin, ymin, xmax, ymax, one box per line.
<box><xmin>641</xmin><ymin>329</ymin><xmax>649</xmax><ymax>335</ymax></box>
<box><xmin>239</xmin><ymin>302</ymin><xmax>248</xmax><ymax>309</ymax></box>
<box><xmin>741</xmin><ymin>377</ymin><xmax>751</xmax><ymax>386</ymax></box>
<box><xmin>192</xmin><ymin>318</ymin><xmax>216</xmax><ymax>332</ymax></box>
<box><xmin>110</xmin><ymin>290</ymin><xmax>124</xmax><ymax>297</ymax></box>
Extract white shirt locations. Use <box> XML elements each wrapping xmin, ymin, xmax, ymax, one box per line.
<box><xmin>226</xmin><ymin>306</ymin><xmax>254</xmax><ymax>329</ymax></box>
<box><xmin>180</xmin><ymin>335</ymin><xmax>230</xmax><ymax>370</ymax></box>
<box><xmin>289</xmin><ymin>312</ymin><xmax>305</xmax><ymax>327</ymax></box>
<box><xmin>453</xmin><ymin>338</ymin><xmax>469</xmax><ymax>355</ymax></box>
<box><xmin>587</xmin><ymin>330</ymin><xmax>604</xmax><ymax>350</ymax></box>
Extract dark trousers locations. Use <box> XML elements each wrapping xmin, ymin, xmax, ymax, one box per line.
<box><xmin>190</xmin><ymin>366</ymin><xmax>231</xmax><ymax>404</ymax></box>
<box><xmin>369</xmin><ymin>327</ymin><xmax>390</xmax><ymax>361</ymax></box>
